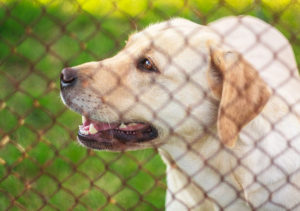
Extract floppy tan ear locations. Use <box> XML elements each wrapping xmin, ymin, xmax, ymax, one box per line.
<box><xmin>208</xmin><ymin>47</ymin><xmax>271</xmax><ymax>147</ymax></box>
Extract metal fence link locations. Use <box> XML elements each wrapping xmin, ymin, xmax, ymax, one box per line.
<box><xmin>1</xmin><ymin>0</ymin><xmax>300</xmax><ymax>210</ymax></box>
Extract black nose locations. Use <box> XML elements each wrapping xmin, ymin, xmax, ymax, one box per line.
<box><xmin>60</xmin><ymin>67</ymin><xmax>77</xmax><ymax>88</ymax></box>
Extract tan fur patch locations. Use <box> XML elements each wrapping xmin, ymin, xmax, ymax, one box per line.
<box><xmin>209</xmin><ymin>47</ymin><xmax>271</xmax><ymax>147</ymax></box>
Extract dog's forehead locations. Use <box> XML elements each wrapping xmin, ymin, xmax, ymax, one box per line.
<box><xmin>130</xmin><ymin>18</ymin><xmax>203</xmax><ymax>41</ymax></box>
<box><xmin>145</xmin><ymin>18</ymin><xmax>201</xmax><ymax>33</ymax></box>
<box><xmin>126</xmin><ymin>18</ymin><xmax>216</xmax><ymax>54</ymax></box>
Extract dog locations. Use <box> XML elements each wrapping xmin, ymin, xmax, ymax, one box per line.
<box><xmin>60</xmin><ymin>16</ymin><xmax>300</xmax><ymax>210</ymax></box>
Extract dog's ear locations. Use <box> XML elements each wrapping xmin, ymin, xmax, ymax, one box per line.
<box><xmin>208</xmin><ymin>46</ymin><xmax>271</xmax><ymax>147</ymax></box>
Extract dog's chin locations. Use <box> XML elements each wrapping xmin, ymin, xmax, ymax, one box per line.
<box><xmin>77</xmin><ymin>116</ymin><xmax>159</xmax><ymax>151</ymax></box>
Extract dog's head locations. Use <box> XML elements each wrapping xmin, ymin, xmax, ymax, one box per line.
<box><xmin>60</xmin><ymin>18</ymin><xmax>270</xmax><ymax>151</ymax></box>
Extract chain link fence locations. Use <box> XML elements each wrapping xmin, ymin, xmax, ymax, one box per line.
<box><xmin>1</xmin><ymin>0</ymin><xmax>300</xmax><ymax>210</ymax></box>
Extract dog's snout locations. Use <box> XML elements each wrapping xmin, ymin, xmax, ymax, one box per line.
<box><xmin>60</xmin><ymin>67</ymin><xmax>77</xmax><ymax>88</ymax></box>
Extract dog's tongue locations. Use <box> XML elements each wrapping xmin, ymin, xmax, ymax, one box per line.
<box><xmin>119</xmin><ymin>123</ymin><xmax>147</xmax><ymax>131</ymax></box>
<box><xmin>94</xmin><ymin>122</ymin><xmax>120</xmax><ymax>131</ymax></box>
<box><xmin>82</xmin><ymin>116</ymin><xmax>119</xmax><ymax>131</ymax></box>
<box><xmin>81</xmin><ymin>116</ymin><xmax>148</xmax><ymax>132</ymax></box>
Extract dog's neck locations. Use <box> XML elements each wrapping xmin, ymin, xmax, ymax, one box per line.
<box><xmin>159</xmin><ymin>126</ymin><xmax>234</xmax><ymax>174</ymax></box>
<box><xmin>158</xmin><ymin>126</ymin><xmax>247</xmax><ymax>210</ymax></box>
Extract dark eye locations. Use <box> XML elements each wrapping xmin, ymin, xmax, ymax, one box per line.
<box><xmin>137</xmin><ymin>58</ymin><xmax>159</xmax><ymax>73</ymax></box>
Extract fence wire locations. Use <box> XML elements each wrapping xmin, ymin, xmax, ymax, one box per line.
<box><xmin>1</xmin><ymin>0</ymin><xmax>300</xmax><ymax>210</ymax></box>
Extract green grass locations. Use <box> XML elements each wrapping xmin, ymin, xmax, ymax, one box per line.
<box><xmin>0</xmin><ymin>0</ymin><xmax>300</xmax><ymax>210</ymax></box>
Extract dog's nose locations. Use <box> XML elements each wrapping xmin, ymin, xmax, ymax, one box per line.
<box><xmin>60</xmin><ymin>67</ymin><xmax>77</xmax><ymax>88</ymax></box>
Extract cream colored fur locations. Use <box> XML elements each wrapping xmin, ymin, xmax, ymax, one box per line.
<box><xmin>63</xmin><ymin>16</ymin><xmax>300</xmax><ymax>210</ymax></box>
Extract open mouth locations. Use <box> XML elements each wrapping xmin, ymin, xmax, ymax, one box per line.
<box><xmin>77</xmin><ymin>116</ymin><xmax>158</xmax><ymax>150</ymax></box>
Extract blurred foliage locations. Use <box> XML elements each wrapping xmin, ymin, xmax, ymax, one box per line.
<box><xmin>0</xmin><ymin>0</ymin><xmax>299</xmax><ymax>210</ymax></box>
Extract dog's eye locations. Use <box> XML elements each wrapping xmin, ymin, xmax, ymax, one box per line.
<box><xmin>137</xmin><ymin>58</ymin><xmax>159</xmax><ymax>73</ymax></box>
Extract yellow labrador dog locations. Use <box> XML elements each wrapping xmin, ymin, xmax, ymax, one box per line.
<box><xmin>60</xmin><ymin>16</ymin><xmax>300</xmax><ymax>210</ymax></box>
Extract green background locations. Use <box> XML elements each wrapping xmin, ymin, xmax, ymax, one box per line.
<box><xmin>0</xmin><ymin>0</ymin><xmax>300</xmax><ymax>210</ymax></box>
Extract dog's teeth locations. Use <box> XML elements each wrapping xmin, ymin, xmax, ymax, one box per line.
<box><xmin>128</xmin><ymin>123</ymin><xmax>137</xmax><ymax>126</ymax></box>
<box><xmin>89</xmin><ymin>123</ymin><xmax>98</xmax><ymax>134</ymax></box>
<box><xmin>82</xmin><ymin>116</ymin><xmax>87</xmax><ymax>124</ymax></box>
<box><xmin>80</xmin><ymin>127</ymin><xmax>89</xmax><ymax>135</ymax></box>
<box><xmin>119</xmin><ymin>123</ymin><xmax>127</xmax><ymax>129</ymax></box>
